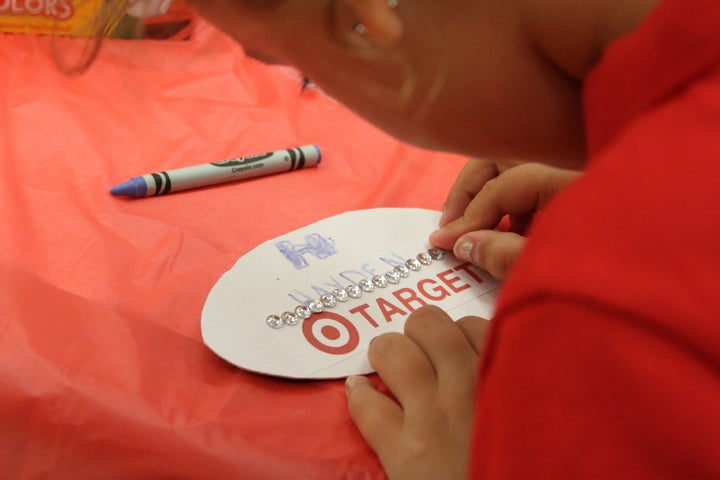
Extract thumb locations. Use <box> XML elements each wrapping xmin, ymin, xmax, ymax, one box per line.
<box><xmin>454</xmin><ymin>230</ymin><xmax>526</xmax><ymax>280</ymax></box>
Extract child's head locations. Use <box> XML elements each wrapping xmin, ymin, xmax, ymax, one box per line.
<box><xmin>160</xmin><ymin>0</ymin><xmax>662</xmax><ymax>165</ymax></box>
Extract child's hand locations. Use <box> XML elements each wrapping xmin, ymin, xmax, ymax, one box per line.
<box><xmin>346</xmin><ymin>305</ymin><xmax>487</xmax><ymax>480</ymax></box>
<box><xmin>430</xmin><ymin>159</ymin><xmax>580</xmax><ymax>279</ymax></box>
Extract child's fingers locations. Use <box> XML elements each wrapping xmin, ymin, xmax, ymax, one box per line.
<box><xmin>431</xmin><ymin>163</ymin><xmax>579</xmax><ymax>250</ymax></box>
<box><xmin>439</xmin><ymin>158</ymin><xmax>500</xmax><ymax>227</ymax></box>
<box><xmin>455</xmin><ymin>315</ymin><xmax>490</xmax><ymax>355</ymax></box>
<box><xmin>402</xmin><ymin>306</ymin><xmax>478</xmax><ymax>387</ymax></box>
<box><xmin>366</xmin><ymin>333</ymin><xmax>436</xmax><ymax>408</ymax></box>
<box><xmin>345</xmin><ymin>375</ymin><xmax>403</xmax><ymax>455</ymax></box>
<box><xmin>346</xmin><ymin>307</ymin><xmax>480</xmax><ymax>480</ymax></box>
<box><xmin>454</xmin><ymin>230</ymin><xmax>526</xmax><ymax>280</ymax></box>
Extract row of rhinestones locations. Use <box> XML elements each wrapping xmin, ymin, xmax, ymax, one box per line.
<box><xmin>266</xmin><ymin>248</ymin><xmax>447</xmax><ymax>329</ymax></box>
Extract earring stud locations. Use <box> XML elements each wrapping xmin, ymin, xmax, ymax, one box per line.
<box><xmin>353</xmin><ymin>22</ymin><xmax>368</xmax><ymax>36</ymax></box>
<box><xmin>353</xmin><ymin>0</ymin><xmax>400</xmax><ymax>37</ymax></box>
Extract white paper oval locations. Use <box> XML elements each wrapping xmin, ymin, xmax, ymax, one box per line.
<box><xmin>201</xmin><ymin>208</ymin><xmax>499</xmax><ymax>379</ymax></box>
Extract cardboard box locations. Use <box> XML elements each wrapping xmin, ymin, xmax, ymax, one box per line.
<box><xmin>0</xmin><ymin>0</ymin><xmax>195</xmax><ymax>39</ymax></box>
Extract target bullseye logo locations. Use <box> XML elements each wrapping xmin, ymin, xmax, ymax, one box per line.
<box><xmin>302</xmin><ymin>312</ymin><xmax>360</xmax><ymax>355</ymax></box>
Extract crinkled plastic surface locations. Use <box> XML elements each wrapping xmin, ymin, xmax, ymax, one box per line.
<box><xmin>0</xmin><ymin>20</ymin><xmax>466</xmax><ymax>479</ymax></box>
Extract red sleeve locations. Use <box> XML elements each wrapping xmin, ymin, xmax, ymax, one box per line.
<box><xmin>468</xmin><ymin>0</ymin><xmax>720</xmax><ymax>475</ymax></box>
<box><xmin>470</xmin><ymin>299</ymin><xmax>720</xmax><ymax>479</ymax></box>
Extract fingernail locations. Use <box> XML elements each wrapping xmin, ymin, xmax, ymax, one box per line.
<box><xmin>455</xmin><ymin>239</ymin><xmax>473</xmax><ymax>261</ymax></box>
<box><xmin>346</xmin><ymin>375</ymin><xmax>358</xmax><ymax>391</ymax></box>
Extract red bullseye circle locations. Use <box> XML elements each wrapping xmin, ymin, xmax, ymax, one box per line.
<box><xmin>302</xmin><ymin>312</ymin><xmax>360</xmax><ymax>355</ymax></box>
<box><xmin>321</xmin><ymin>325</ymin><xmax>341</xmax><ymax>341</ymax></box>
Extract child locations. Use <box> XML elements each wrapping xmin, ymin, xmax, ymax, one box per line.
<box><xmin>165</xmin><ymin>0</ymin><xmax>720</xmax><ymax>477</ymax></box>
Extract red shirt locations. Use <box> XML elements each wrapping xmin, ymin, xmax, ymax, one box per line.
<box><xmin>471</xmin><ymin>0</ymin><xmax>720</xmax><ymax>477</ymax></box>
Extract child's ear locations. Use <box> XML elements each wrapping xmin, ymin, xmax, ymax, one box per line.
<box><xmin>337</xmin><ymin>0</ymin><xmax>404</xmax><ymax>47</ymax></box>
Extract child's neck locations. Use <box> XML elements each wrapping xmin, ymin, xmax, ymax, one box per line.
<box><xmin>523</xmin><ymin>0</ymin><xmax>662</xmax><ymax>78</ymax></box>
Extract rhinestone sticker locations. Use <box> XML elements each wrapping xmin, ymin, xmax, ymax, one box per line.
<box><xmin>346</xmin><ymin>284</ymin><xmax>362</xmax><ymax>298</ymax></box>
<box><xmin>295</xmin><ymin>305</ymin><xmax>312</xmax><ymax>319</ymax></box>
<box><xmin>266</xmin><ymin>315</ymin><xmax>283</xmax><ymax>329</ymax></box>
<box><xmin>372</xmin><ymin>274</ymin><xmax>389</xmax><ymax>288</ymax></box>
<box><xmin>308</xmin><ymin>300</ymin><xmax>324</xmax><ymax>313</ymax></box>
<box><xmin>333</xmin><ymin>288</ymin><xmax>350</xmax><ymax>302</ymax></box>
<box><xmin>417</xmin><ymin>252</ymin><xmax>433</xmax><ymax>265</ymax></box>
<box><xmin>358</xmin><ymin>279</ymin><xmax>375</xmax><ymax>293</ymax></box>
<box><xmin>266</xmin><ymin>248</ymin><xmax>448</xmax><ymax>328</ymax></box>
<box><xmin>320</xmin><ymin>294</ymin><xmax>337</xmax><ymax>308</ymax></box>
<box><xmin>394</xmin><ymin>264</ymin><xmax>410</xmax><ymax>278</ymax></box>
<box><xmin>406</xmin><ymin>258</ymin><xmax>422</xmax><ymax>271</ymax></box>
<box><xmin>281</xmin><ymin>311</ymin><xmax>298</xmax><ymax>326</ymax></box>
<box><xmin>385</xmin><ymin>270</ymin><xmax>401</xmax><ymax>284</ymax></box>
<box><xmin>428</xmin><ymin>247</ymin><xmax>447</xmax><ymax>260</ymax></box>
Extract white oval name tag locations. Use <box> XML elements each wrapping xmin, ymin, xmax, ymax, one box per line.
<box><xmin>201</xmin><ymin>208</ymin><xmax>499</xmax><ymax>379</ymax></box>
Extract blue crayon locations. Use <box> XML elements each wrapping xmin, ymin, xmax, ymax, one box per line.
<box><xmin>110</xmin><ymin>145</ymin><xmax>321</xmax><ymax>198</ymax></box>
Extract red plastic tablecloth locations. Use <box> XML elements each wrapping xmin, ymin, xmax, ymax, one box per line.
<box><xmin>0</xmin><ymin>21</ymin><xmax>466</xmax><ymax>479</ymax></box>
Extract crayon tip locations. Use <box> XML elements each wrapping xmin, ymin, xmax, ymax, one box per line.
<box><xmin>312</xmin><ymin>145</ymin><xmax>322</xmax><ymax>164</ymax></box>
<box><xmin>109</xmin><ymin>177</ymin><xmax>147</xmax><ymax>198</ymax></box>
